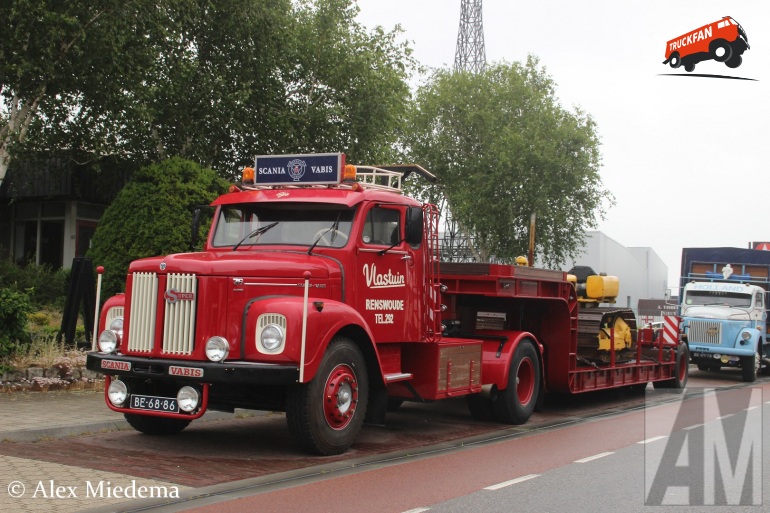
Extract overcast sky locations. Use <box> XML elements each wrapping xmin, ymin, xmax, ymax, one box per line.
<box><xmin>355</xmin><ymin>0</ymin><xmax>770</xmax><ymax>291</ymax></box>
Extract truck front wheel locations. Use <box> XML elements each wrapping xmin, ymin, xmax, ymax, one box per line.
<box><xmin>124</xmin><ymin>414</ymin><xmax>191</xmax><ymax>435</ymax></box>
<box><xmin>494</xmin><ymin>339</ymin><xmax>540</xmax><ymax>424</ymax></box>
<box><xmin>286</xmin><ymin>337</ymin><xmax>369</xmax><ymax>455</ymax></box>
<box><xmin>741</xmin><ymin>352</ymin><xmax>759</xmax><ymax>382</ymax></box>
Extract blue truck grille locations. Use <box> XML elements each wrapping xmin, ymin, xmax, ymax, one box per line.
<box><xmin>688</xmin><ymin>320</ymin><xmax>721</xmax><ymax>345</ymax></box>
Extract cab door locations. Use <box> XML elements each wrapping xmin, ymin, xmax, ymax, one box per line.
<box><xmin>355</xmin><ymin>204</ymin><xmax>419</xmax><ymax>342</ymax></box>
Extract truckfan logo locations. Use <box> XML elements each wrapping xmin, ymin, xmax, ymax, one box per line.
<box><xmin>287</xmin><ymin>159</ymin><xmax>307</xmax><ymax>181</ymax></box>
<box><xmin>164</xmin><ymin>288</ymin><xmax>195</xmax><ymax>304</ymax></box>
<box><xmin>663</xmin><ymin>16</ymin><xmax>750</xmax><ymax>74</ymax></box>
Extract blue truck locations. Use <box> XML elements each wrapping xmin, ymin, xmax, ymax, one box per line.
<box><xmin>679</xmin><ymin>247</ymin><xmax>770</xmax><ymax>382</ymax></box>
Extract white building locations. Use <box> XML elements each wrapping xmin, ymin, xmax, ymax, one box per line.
<box><xmin>559</xmin><ymin>231</ymin><xmax>668</xmax><ymax>311</ymax></box>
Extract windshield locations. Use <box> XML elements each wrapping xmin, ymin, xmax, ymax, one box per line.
<box><xmin>212</xmin><ymin>203</ymin><xmax>355</xmax><ymax>248</ymax></box>
<box><xmin>684</xmin><ymin>290</ymin><xmax>752</xmax><ymax>308</ymax></box>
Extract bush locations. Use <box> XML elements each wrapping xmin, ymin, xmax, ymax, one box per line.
<box><xmin>0</xmin><ymin>260</ymin><xmax>69</xmax><ymax>308</ymax></box>
<box><xmin>0</xmin><ymin>288</ymin><xmax>33</xmax><ymax>358</ymax></box>
<box><xmin>87</xmin><ymin>157</ymin><xmax>229</xmax><ymax>298</ymax></box>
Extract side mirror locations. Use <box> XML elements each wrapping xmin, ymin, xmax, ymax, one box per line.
<box><xmin>405</xmin><ymin>206</ymin><xmax>424</xmax><ymax>245</ymax></box>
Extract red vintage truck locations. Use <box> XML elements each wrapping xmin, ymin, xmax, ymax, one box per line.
<box><xmin>663</xmin><ymin>16</ymin><xmax>749</xmax><ymax>72</ymax></box>
<box><xmin>86</xmin><ymin>153</ymin><xmax>688</xmax><ymax>455</ymax></box>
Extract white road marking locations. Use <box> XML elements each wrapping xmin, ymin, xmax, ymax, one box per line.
<box><xmin>715</xmin><ymin>414</ymin><xmax>734</xmax><ymax>420</ymax></box>
<box><xmin>575</xmin><ymin>452</ymin><xmax>614</xmax><ymax>463</ymax></box>
<box><xmin>637</xmin><ymin>435</ymin><xmax>667</xmax><ymax>444</ymax></box>
<box><xmin>484</xmin><ymin>474</ymin><xmax>540</xmax><ymax>491</ymax></box>
<box><xmin>402</xmin><ymin>508</ymin><xmax>430</xmax><ymax>513</ymax></box>
<box><xmin>684</xmin><ymin>423</ymin><xmax>703</xmax><ymax>430</ymax></box>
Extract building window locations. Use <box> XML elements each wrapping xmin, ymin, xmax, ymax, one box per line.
<box><xmin>12</xmin><ymin>203</ymin><xmax>65</xmax><ymax>268</ymax></box>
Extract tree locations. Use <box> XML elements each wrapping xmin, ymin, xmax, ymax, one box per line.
<box><xmin>2</xmin><ymin>0</ymin><xmax>414</xmax><ymax>184</ymax></box>
<box><xmin>0</xmin><ymin>0</ymin><xmax>190</xmax><ymax>185</ymax></box>
<box><xmin>405</xmin><ymin>57</ymin><xmax>614</xmax><ymax>267</ymax></box>
<box><xmin>87</xmin><ymin>158</ymin><xmax>228</xmax><ymax>297</ymax></box>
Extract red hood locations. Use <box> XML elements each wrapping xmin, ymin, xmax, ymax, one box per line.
<box><xmin>128</xmin><ymin>251</ymin><xmax>338</xmax><ymax>279</ymax></box>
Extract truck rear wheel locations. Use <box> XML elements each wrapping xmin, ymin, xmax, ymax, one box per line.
<box><xmin>286</xmin><ymin>337</ymin><xmax>369</xmax><ymax>455</ymax></box>
<box><xmin>494</xmin><ymin>339</ymin><xmax>540</xmax><ymax>424</ymax></box>
<box><xmin>741</xmin><ymin>353</ymin><xmax>759</xmax><ymax>382</ymax></box>
<box><xmin>124</xmin><ymin>413</ymin><xmax>191</xmax><ymax>435</ymax></box>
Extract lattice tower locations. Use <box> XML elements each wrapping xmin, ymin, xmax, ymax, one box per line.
<box><xmin>454</xmin><ymin>0</ymin><xmax>486</xmax><ymax>73</ymax></box>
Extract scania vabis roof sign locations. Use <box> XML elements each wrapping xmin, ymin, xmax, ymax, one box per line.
<box><xmin>254</xmin><ymin>153</ymin><xmax>344</xmax><ymax>186</ymax></box>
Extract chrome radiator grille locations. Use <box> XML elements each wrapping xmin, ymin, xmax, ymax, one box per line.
<box><xmin>127</xmin><ymin>272</ymin><xmax>197</xmax><ymax>355</ymax></box>
<box><xmin>163</xmin><ymin>273</ymin><xmax>197</xmax><ymax>355</ymax></box>
<box><xmin>688</xmin><ymin>320</ymin><xmax>721</xmax><ymax>345</ymax></box>
<box><xmin>128</xmin><ymin>272</ymin><xmax>158</xmax><ymax>353</ymax></box>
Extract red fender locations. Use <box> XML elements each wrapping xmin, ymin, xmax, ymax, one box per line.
<box><xmin>243</xmin><ymin>297</ymin><xmax>381</xmax><ymax>384</ymax></box>
<box><xmin>477</xmin><ymin>330</ymin><xmax>544</xmax><ymax>391</ymax></box>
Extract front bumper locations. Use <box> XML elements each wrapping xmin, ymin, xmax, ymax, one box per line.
<box><xmin>689</xmin><ymin>345</ymin><xmax>755</xmax><ymax>359</ymax></box>
<box><xmin>86</xmin><ymin>352</ymin><xmax>299</xmax><ymax>386</ymax></box>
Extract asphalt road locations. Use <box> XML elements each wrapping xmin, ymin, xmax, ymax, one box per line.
<box><xmin>2</xmin><ymin>367</ymin><xmax>764</xmax><ymax>513</ymax></box>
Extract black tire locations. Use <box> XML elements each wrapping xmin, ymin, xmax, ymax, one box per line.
<box><xmin>684</xmin><ymin>62</ymin><xmax>696</xmax><ymax>72</ymax></box>
<box><xmin>668</xmin><ymin>52</ymin><xmax>681</xmax><ymax>68</ymax></box>
<box><xmin>725</xmin><ymin>55</ymin><xmax>742</xmax><ymax>68</ymax></box>
<box><xmin>710</xmin><ymin>39</ymin><xmax>733</xmax><ymax>62</ymax></box>
<box><xmin>124</xmin><ymin>413</ymin><xmax>191</xmax><ymax>435</ymax></box>
<box><xmin>653</xmin><ymin>343</ymin><xmax>689</xmax><ymax>391</ymax></box>
<box><xmin>494</xmin><ymin>340</ymin><xmax>540</xmax><ymax>424</ymax></box>
<box><xmin>741</xmin><ymin>352</ymin><xmax>759</xmax><ymax>383</ymax></box>
<box><xmin>286</xmin><ymin>337</ymin><xmax>368</xmax><ymax>455</ymax></box>
<box><xmin>467</xmin><ymin>394</ymin><xmax>495</xmax><ymax>421</ymax></box>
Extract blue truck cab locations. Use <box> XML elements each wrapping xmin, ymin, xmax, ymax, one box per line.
<box><xmin>681</xmin><ymin>272</ymin><xmax>768</xmax><ymax>382</ymax></box>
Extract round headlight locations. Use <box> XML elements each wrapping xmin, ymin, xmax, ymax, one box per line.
<box><xmin>205</xmin><ymin>336</ymin><xmax>229</xmax><ymax>362</ymax></box>
<box><xmin>177</xmin><ymin>386</ymin><xmax>200</xmax><ymax>412</ymax></box>
<box><xmin>109</xmin><ymin>317</ymin><xmax>124</xmax><ymax>338</ymax></box>
<box><xmin>742</xmin><ymin>331</ymin><xmax>751</xmax><ymax>341</ymax></box>
<box><xmin>108</xmin><ymin>379</ymin><xmax>128</xmax><ymax>407</ymax></box>
<box><xmin>260</xmin><ymin>324</ymin><xmax>285</xmax><ymax>352</ymax></box>
<box><xmin>98</xmin><ymin>330</ymin><xmax>119</xmax><ymax>353</ymax></box>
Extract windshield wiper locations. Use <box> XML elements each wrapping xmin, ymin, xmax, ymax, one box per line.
<box><xmin>308</xmin><ymin>213</ymin><xmax>342</xmax><ymax>255</ymax></box>
<box><xmin>232</xmin><ymin>222</ymin><xmax>279</xmax><ymax>251</ymax></box>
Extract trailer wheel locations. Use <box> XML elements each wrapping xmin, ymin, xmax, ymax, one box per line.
<box><xmin>710</xmin><ymin>39</ymin><xmax>733</xmax><ymax>62</ymax></box>
<box><xmin>653</xmin><ymin>343</ymin><xmax>689</xmax><ymax>390</ymax></box>
<box><xmin>124</xmin><ymin>414</ymin><xmax>191</xmax><ymax>435</ymax></box>
<box><xmin>668</xmin><ymin>52</ymin><xmax>681</xmax><ymax>68</ymax></box>
<box><xmin>494</xmin><ymin>339</ymin><xmax>540</xmax><ymax>424</ymax></box>
<box><xmin>684</xmin><ymin>61</ymin><xmax>695</xmax><ymax>72</ymax></box>
<box><xmin>741</xmin><ymin>352</ymin><xmax>759</xmax><ymax>383</ymax></box>
<box><xmin>286</xmin><ymin>337</ymin><xmax>368</xmax><ymax>455</ymax></box>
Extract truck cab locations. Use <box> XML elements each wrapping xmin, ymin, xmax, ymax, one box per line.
<box><xmin>681</xmin><ymin>276</ymin><xmax>766</xmax><ymax>381</ymax></box>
